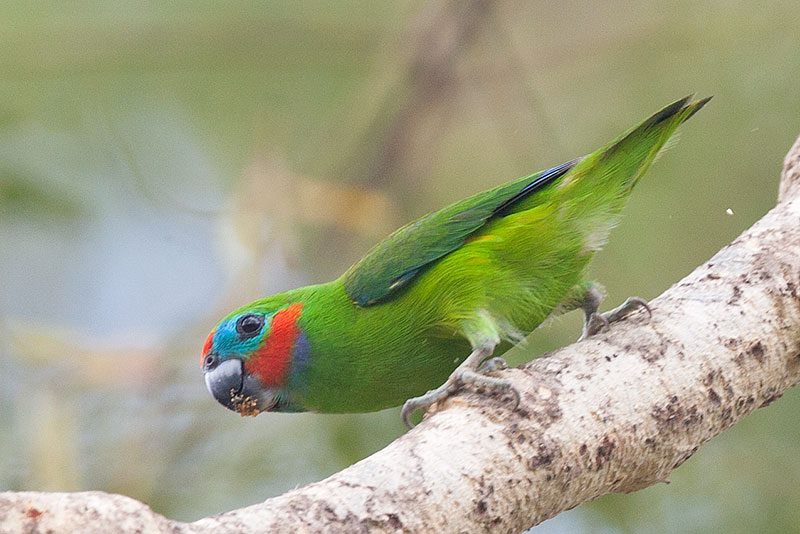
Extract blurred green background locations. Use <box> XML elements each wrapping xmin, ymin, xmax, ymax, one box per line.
<box><xmin>1</xmin><ymin>1</ymin><xmax>799</xmax><ymax>531</ymax></box>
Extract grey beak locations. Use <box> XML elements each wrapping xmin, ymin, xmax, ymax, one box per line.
<box><xmin>204</xmin><ymin>358</ymin><xmax>279</xmax><ymax>415</ymax></box>
<box><xmin>204</xmin><ymin>358</ymin><xmax>244</xmax><ymax>410</ymax></box>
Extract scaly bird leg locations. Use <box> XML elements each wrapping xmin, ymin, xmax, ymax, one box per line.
<box><xmin>577</xmin><ymin>282</ymin><xmax>651</xmax><ymax>341</ymax></box>
<box><xmin>401</xmin><ymin>340</ymin><xmax>519</xmax><ymax>429</ymax></box>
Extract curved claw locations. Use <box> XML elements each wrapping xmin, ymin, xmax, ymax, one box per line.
<box><xmin>580</xmin><ymin>296</ymin><xmax>651</xmax><ymax>340</ymax></box>
<box><xmin>400</xmin><ymin>341</ymin><xmax>522</xmax><ymax>429</ymax></box>
<box><xmin>607</xmin><ymin>297</ymin><xmax>651</xmax><ymax>322</ymax></box>
<box><xmin>401</xmin><ymin>397</ymin><xmax>423</xmax><ymax>429</ymax></box>
<box><xmin>477</xmin><ymin>356</ymin><xmax>508</xmax><ymax>373</ymax></box>
<box><xmin>401</xmin><ymin>369</ymin><xmax>520</xmax><ymax>429</ymax></box>
<box><xmin>401</xmin><ymin>376</ymin><xmax>462</xmax><ymax>429</ymax></box>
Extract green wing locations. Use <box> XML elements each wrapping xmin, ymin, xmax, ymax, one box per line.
<box><xmin>343</xmin><ymin>160</ymin><xmax>576</xmax><ymax>306</ymax></box>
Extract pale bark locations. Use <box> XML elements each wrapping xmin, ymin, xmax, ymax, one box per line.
<box><xmin>2</xmin><ymin>137</ymin><xmax>800</xmax><ymax>533</ymax></box>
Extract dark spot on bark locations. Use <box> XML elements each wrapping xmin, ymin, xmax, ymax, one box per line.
<box><xmin>623</xmin><ymin>331</ymin><xmax>671</xmax><ymax>363</ymax></box>
<box><xmin>25</xmin><ymin>508</ymin><xmax>43</xmax><ymax>519</ymax></box>
<box><xmin>728</xmin><ymin>285</ymin><xmax>742</xmax><ymax>305</ymax></box>
<box><xmin>595</xmin><ymin>436</ymin><xmax>616</xmax><ymax>469</ymax></box>
<box><xmin>734</xmin><ymin>395</ymin><xmax>756</xmax><ymax>415</ymax></box>
<box><xmin>708</xmin><ymin>388</ymin><xmax>721</xmax><ymax>404</ymax></box>
<box><xmin>475</xmin><ymin>482</ymin><xmax>495</xmax><ymax>517</ymax></box>
<box><xmin>386</xmin><ymin>513</ymin><xmax>403</xmax><ymax>529</ymax></box>
<box><xmin>673</xmin><ymin>446</ymin><xmax>699</xmax><ymax>469</ymax></box>
<box><xmin>747</xmin><ymin>341</ymin><xmax>765</xmax><ymax>363</ymax></box>
<box><xmin>509</xmin><ymin>379</ymin><xmax>563</xmax><ymax>431</ymax></box>
<box><xmin>703</xmin><ymin>370</ymin><xmax>716</xmax><ymax>386</ymax></box>
<box><xmin>579</xmin><ymin>444</ymin><xmax>588</xmax><ymax>455</ymax></box>
<box><xmin>724</xmin><ymin>338</ymin><xmax>739</xmax><ymax>349</ymax></box>
<box><xmin>725</xmin><ymin>383</ymin><xmax>735</xmax><ymax>399</ymax></box>
<box><xmin>529</xmin><ymin>444</ymin><xmax>554</xmax><ymax>469</ymax></box>
<box><xmin>761</xmin><ymin>389</ymin><xmax>784</xmax><ymax>407</ymax></box>
<box><xmin>545</xmin><ymin>473</ymin><xmax>554</xmax><ymax>481</ymax></box>
<box><xmin>546</xmin><ymin>403</ymin><xmax>563</xmax><ymax>420</ymax></box>
<box><xmin>786</xmin><ymin>280</ymin><xmax>797</xmax><ymax>298</ymax></box>
<box><xmin>87</xmin><ymin>506</ymin><xmax>100</xmax><ymax>522</ymax></box>
<box><xmin>721</xmin><ymin>407</ymin><xmax>733</xmax><ymax>424</ymax></box>
<box><xmin>652</xmin><ymin>396</ymin><xmax>686</xmax><ymax>431</ymax></box>
<box><xmin>644</xmin><ymin>437</ymin><xmax>656</xmax><ymax>447</ymax></box>
<box><xmin>703</xmin><ymin>272</ymin><xmax>721</xmax><ymax>280</ymax></box>
<box><xmin>682</xmin><ymin>405</ymin><xmax>703</xmax><ymax>427</ymax></box>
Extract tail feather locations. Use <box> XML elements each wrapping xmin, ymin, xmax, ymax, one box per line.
<box><xmin>571</xmin><ymin>95</ymin><xmax>711</xmax><ymax>192</ymax></box>
<box><xmin>683</xmin><ymin>96</ymin><xmax>713</xmax><ymax>121</ymax></box>
<box><xmin>630</xmin><ymin>95</ymin><xmax>710</xmax><ymax>188</ymax></box>
<box><xmin>557</xmin><ymin>95</ymin><xmax>710</xmax><ymax>252</ymax></box>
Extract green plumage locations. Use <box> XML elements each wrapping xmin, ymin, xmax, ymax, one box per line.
<box><xmin>209</xmin><ymin>96</ymin><xmax>709</xmax><ymax>414</ymax></box>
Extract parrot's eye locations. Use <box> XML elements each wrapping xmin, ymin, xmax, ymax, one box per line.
<box><xmin>236</xmin><ymin>314</ymin><xmax>264</xmax><ymax>338</ymax></box>
<box><xmin>203</xmin><ymin>353</ymin><xmax>217</xmax><ymax>370</ymax></box>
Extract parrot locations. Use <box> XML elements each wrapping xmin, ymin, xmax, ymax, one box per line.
<box><xmin>201</xmin><ymin>95</ymin><xmax>710</xmax><ymax>428</ymax></box>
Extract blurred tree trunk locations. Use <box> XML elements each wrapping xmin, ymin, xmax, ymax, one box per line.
<box><xmin>2</xmin><ymin>135</ymin><xmax>800</xmax><ymax>533</ymax></box>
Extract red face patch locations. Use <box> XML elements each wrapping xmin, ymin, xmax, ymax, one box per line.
<box><xmin>200</xmin><ymin>329</ymin><xmax>215</xmax><ymax>367</ymax></box>
<box><xmin>245</xmin><ymin>303</ymin><xmax>304</xmax><ymax>387</ymax></box>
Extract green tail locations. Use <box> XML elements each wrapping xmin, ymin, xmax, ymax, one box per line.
<box><xmin>581</xmin><ymin>95</ymin><xmax>711</xmax><ymax>192</ymax></box>
<box><xmin>550</xmin><ymin>96</ymin><xmax>710</xmax><ymax>234</ymax></box>
<box><xmin>492</xmin><ymin>95</ymin><xmax>710</xmax><ymax>220</ymax></box>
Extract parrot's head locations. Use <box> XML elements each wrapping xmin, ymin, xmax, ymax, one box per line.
<box><xmin>201</xmin><ymin>302</ymin><xmax>306</xmax><ymax>416</ymax></box>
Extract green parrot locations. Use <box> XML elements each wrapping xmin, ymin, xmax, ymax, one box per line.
<box><xmin>202</xmin><ymin>95</ymin><xmax>709</xmax><ymax>427</ymax></box>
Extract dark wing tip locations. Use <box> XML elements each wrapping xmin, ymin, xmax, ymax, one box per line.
<box><xmin>683</xmin><ymin>95</ymin><xmax>713</xmax><ymax>121</ymax></box>
<box><xmin>650</xmin><ymin>95</ymin><xmax>712</xmax><ymax>126</ymax></box>
<box><xmin>492</xmin><ymin>158</ymin><xmax>579</xmax><ymax>218</ymax></box>
<box><xmin>650</xmin><ymin>95</ymin><xmax>693</xmax><ymax>125</ymax></box>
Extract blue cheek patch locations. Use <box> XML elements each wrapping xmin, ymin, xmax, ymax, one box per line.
<box><xmin>288</xmin><ymin>332</ymin><xmax>311</xmax><ymax>383</ymax></box>
<box><xmin>212</xmin><ymin>314</ymin><xmax>273</xmax><ymax>360</ymax></box>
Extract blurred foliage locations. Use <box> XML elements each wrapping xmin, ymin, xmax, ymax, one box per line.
<box><xmin>1</xmin><ymin>0</ymin><xmax>799</xmax><ymax>531</ymax></box>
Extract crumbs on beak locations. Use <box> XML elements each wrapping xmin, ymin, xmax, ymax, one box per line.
<box><xmin>230</xmin><ymin>391</ymin><xmax>262</xmax><ymax>417</ymax></box>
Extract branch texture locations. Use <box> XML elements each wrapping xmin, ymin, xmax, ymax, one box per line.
<box><xmin>2</xmin><ymin>137</ymin><xmax>800</xmax><ymax>533</ymax></box>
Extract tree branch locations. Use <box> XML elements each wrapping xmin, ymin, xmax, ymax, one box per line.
<box><xmin>3</xmin><ymin>137</ymin><xmax>800</xmax><ymax>533</ymax></box>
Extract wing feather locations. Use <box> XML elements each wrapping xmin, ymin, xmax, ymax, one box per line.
<box><xmin>343</xmin><ymin>160</ymin><xmax>577</xmax><ymax>306</ymax></box>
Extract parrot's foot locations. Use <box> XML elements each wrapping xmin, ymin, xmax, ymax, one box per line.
<box><xmin>478</xmin><ymin>356</ymin><xmax>508</xmax><ymax>373</ymax></box>
<box><xmin>401</xmin><ymin>343</ymin><xmax>519</xmax><ymax>429</ymax></box>
<box><xmin>579</xmin><ymin>296</ymin><xmax>651</xmax><ymax>341</ymax></box>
